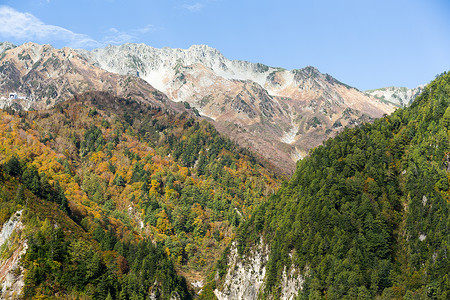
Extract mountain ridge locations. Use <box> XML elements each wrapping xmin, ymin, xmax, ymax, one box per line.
<box><xmin>0</xmin><ymin>41</ymin><xmax>396</xmax><ymax>174</ymax></box>
<box><xmin>0</xmin><ymin>42</ymin><xmax>187</xmax><ymax>113</ymax></box>
<box><xmin>77</xmin><ymin>42</ymin><xmax>395</xmax><ymax>174</ymax></box>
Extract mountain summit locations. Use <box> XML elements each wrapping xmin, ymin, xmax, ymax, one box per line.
<box><xmin>0</xmin><ymin>42</ymin><xmax>180</xmax><ymax>111</ymax></box>
<box><xmin>0</xmin><ymin>42</ymin><xmax>396</xmax><ymax>174</ymax></box>
<box><xmin>78</xmin><ymin>43</ymin><xmax>395</xmax><ymax>173</ymax></box>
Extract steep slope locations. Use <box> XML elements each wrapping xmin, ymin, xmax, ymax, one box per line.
<box><xmin>0</xmin><ymin>42</ymin><xmax>15</xmax><ymax>56</ymax></box>
<box><xmin>0</xmin><ymin>91</ymin><xmax>280</xmax><ymax>292</ymax></box>
<box><xmin>365</xmin><ymin>85</ymin><xmax>425</xmax><ymax>107</ymax></box>
<box><xmin>212</xmin><ymin>72</ymin><xmax>450</xmax><ymax>299</ymax></box>
<box><xmin>0</xmin><ymin>42</ymin><xmax>182</xmax><ymax>113</ymax></box>
<box><xmin>0</xmin><ymin>167</ymin><xmax>191</xmax><ymax>299</ymax></box>
<box><xmin>79</xmin><ymin>43</ymin><xmax>395</xmax><ymax>174</ymax></box>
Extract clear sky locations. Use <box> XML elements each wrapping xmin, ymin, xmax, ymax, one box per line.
<box><xmin>0</xmin><ymin>0</ymin><xmax>449</xmax><ymax>90</ymax></box>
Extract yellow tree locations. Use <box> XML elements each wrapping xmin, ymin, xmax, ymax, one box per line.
<box><xmin>156</xmin><ymin>209</ymin><xmax>174</xmax><ymax>235</ymax></box>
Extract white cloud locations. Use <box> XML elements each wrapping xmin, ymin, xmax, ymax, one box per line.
<box><xmin>134</xmin><ymin>24</ymin><xmax>155</xmax><ymax>34</ymax></box>
<box><xmin>0</xmin><ymin>5</ymin><xmax>100</xmax><ymax>48</ymax></box>
<box><xmin>0</xmin><ymin>6</ymin><xmax>155</xmax><ymax>48</ymax></box>
<box><xmin>102</xmin><ymin>25</ymin><xmax>155</xmax><ymax>45</ymax></box>
<box><xmin>181</xmin><ymin>0</ymin><xmax>219</xmax><ymax>13</ymax></box>
<box><xmin>183</xmin><ymin>2</ymin><xmax>205</xmax><ymax>12</ymax></box>
<box><xmin>103</xmin><ymin>28</ymin><xmax>135</xmax><ymax>45</ymax></box>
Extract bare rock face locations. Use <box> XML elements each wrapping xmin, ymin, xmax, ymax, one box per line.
<box><xmin>0</xmin><ymin>42</ymin><xmax>178</xmax><ymax>112</ymax></box>
<box><xmin>214</xmin><ymin>241</ymin><xmax>304</xmax><ymax>300</ymax></box>
<box><xmin>365</xmin><ymin>85</ymin><xmax>425</xmax><ymax>107</ymax></box>
<box><xmin>0</xmin><ymin>210</ymin><xmax>27</xmax><ymax>300</ymax></box>
<box><xmin>215</xmin><ymin>242</ymin><xmax>269</xmax><ymax>300</ymax></box>
<box><xmin>79</xmin><ymin>44</ymin><xmax>395</xmax><ymax>174</ymax></box>
<box><xmin>0</xmin><ymin>42</ymin><xmax>15</xmax><ymax>55</ymax></box>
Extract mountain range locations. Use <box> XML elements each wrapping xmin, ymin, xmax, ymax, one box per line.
<box><xmin>78</xmin><ymin>43</ymin><xmax>397</xmax><ymax>173</ymax></box>
<box><xmin>0</xmin><ymin>42</ymin><xmax>184</xmax><ymax>113</ymax></box>
<box><xmin>1</xmin><ymin>42</ymin><xmax>399</xmax><ymax>174</ymax></box>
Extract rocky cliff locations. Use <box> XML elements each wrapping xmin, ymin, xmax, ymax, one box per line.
<box><xmin>0</xmin><ymin>210</ymin><xmax>26</xmax><ymax>300</ymax></box>
<box><xmin>214</xmin><ymin>241</ymin><xmax>304</xmax><ymax>300</ymax></box>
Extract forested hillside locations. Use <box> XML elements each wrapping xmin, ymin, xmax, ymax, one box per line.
<box><xmin>0</xmin><ymin>165</ymin><xmax>191</xmax><ymax>299</ymax></box>
<box><xmin>0</xmin><ymin>91</ymin><xmax>280</xmax><ymax>298</ymax></box>
<box><xmin>233</xmin><ymin>72</ymin><xmax>450</xmax><ymax>299</ymax></box>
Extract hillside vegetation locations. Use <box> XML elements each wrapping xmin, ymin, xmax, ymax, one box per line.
<box><xmin>0</xmin><ymin>91</ymin><xmax>280</xmax><ymax>298</ymax></box>
<box><xmin>0</xmin><ymin>167</ymin><xmax>191</xmax><ymax>299</ymax></box>
<box><xmin>235</xmin><ymin>72</ymin><xmax>450</xmax><ymax>299</ymax></box>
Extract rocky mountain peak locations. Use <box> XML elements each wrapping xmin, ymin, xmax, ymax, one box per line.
<box><xmin>0</xmin><ymin>42</ymin><xmax>183</xmax><ymax>112</ymax></box>
<box><xmin>188</xmin><ymin>44</ymin><xmax>223</xmax><ymax>56</ymax></box>
<box><xmin>301</xmin><ymin>65</ymin><xmax>320</xmax><ymax>75</ymax></box>
<box><xmin>75</xmin><ymin>43</ymin><xmax>393</xmax><ymax>173</ymax></box>
<box><xmin>1</xmin><ymin>42</ymin><xmax>396</xmax><ymax>174</ymax></box>
<box><xmin>0</xmin><ymin>41</ymin><xmax>16</xmax><ymax>54</ymax></box>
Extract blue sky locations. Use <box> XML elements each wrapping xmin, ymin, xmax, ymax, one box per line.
<box><xmin>0</xmin><ymin>0</ymin><xmax>449</xmax><ymax>90</ymax></box>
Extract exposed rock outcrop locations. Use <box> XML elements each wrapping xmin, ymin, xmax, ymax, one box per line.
<box><xmin>214</xmin><ymin>241</ymin><xmax>304</xmax><ymax>300</ymax></box>
<box><xmin>0</xmin><ymin>210</ymin><xmax>27</xmax><ymax>299</ymax></box>
<box><xmin>365</xmin><ymin>85</ymin><xmax>425</xmax><ymax>107</ymax></box>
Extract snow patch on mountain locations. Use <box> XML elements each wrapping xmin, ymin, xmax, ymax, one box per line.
<box><xmin>141</xmin><ymin>68</ymin><xmax>170</xmax><ymax>92</ymax></box>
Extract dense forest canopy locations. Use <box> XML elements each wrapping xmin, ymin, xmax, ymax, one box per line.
<box><xmin>235</xmin><ymin>72</ymin><xmax>450</xmax><ymax>299</ymax></box>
